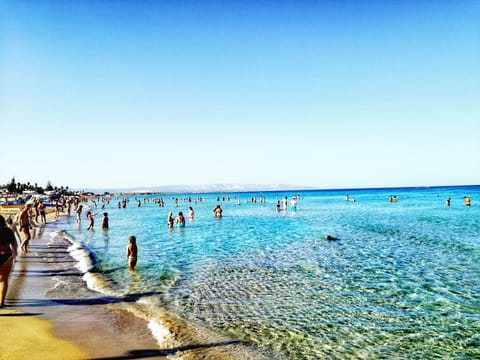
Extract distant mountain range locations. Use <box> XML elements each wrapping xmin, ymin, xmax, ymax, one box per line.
<box><xmin>84</xmin><ymin>184</ymin><xmax>315</xmax><ymax>194</ymax></box>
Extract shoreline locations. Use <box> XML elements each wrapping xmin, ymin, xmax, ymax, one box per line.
<box><xmin>2</xmin><ymin>211</ymin><xmax>162</xmax><ymax>359</ymax></box>
<box><xmin>0</xmin><ymin>208</ymin><xmax>271</xmax><ymax>360</ymax></box>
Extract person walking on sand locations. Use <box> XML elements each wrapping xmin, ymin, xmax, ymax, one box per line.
<box><xmin>126</xmin><ymin>235</ymin><xmax>138</xmax><ymax>271</ymax></box>
<box><xmin>19</xmin><ymin>204</ymin><xmax>31</xmax><ymax>252</ymax></box>
<box><xmin>0</xmin><ymin>215</ymin><xmax>18</xmax><ymax>307</ymax></box>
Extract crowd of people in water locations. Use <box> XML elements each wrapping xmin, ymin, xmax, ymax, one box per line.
<box><xmin>0</xmin><ymin>193</ymin><xmax>304</xmax><ymax>274</ymax></box>
<box><xmin>0</xmin><ymin>190</ymin><xmax>475</xmax><ymax>303</ymax></box>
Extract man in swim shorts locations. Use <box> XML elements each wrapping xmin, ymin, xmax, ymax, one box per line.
<box><xmin>19</xmin><ymin>204</ymin><xmax>31</xmax><ymax>252</ymax></box>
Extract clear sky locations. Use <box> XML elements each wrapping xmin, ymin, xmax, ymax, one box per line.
<box><xmin>1</xmin><ymin>0</ymin><xmax>479</xmax><ymax>191</ymax></box>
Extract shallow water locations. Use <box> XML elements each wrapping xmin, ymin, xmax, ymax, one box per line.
<box><xmin>50</xmin><ymin>186</ymin><xmax>480</xmax><ymax>359</ymax></box>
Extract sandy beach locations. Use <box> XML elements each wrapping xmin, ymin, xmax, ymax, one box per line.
<box><xmin>0</xmin><ymin>207</ymin><xmax>161</xmax><ymax>359</ymax></box>
<box><xmin>0</xmin><ymin>207</ymin><xmax>270</xmax><ymax>360</ymax></box>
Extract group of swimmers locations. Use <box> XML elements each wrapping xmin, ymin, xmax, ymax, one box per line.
<box><xmin>344</xmin><ymin>194</ymin><xmax>472</xmax><ymax>207</ymax></box>
<box><xmin>344</xmin><ymin>195</ymin><xmax>356</xmax><ymax>202</ymax></box>
<box><xmin>167</xmin><ymin>210</ymin><xmax>188</xmax><ymax>229</ymax></box>
<box><xmin>129</xmin><ymin>204</ymin><xmax>222</xmax><ymax>271</ymax></box>
<box><xmin>75</xmin><ymin>203</ymin><xmax>109</xmax><ymax>231</ymax></box>
<box><xmin>2</xmin><ymin>192</ymin><xmax>297</xmax><ymax>302</ymax></box>
<box><xmin>85</xmin><ymin>212</ymin><xmax>109</xmax><ymax>231</ymax></box>
<box><xmin>166</xmin><ymin>205</ymin><xmax>222</xmax><ymax>229</ymax></box>
<box><xmin>275</xmin><ymin>196</ymin><xmax>299</xmax><ymax>212</ymax></box>
<box><xmin>446</xmin><ymin>196</ymin><xmax>472</xmax><ymax>207</ymax></box>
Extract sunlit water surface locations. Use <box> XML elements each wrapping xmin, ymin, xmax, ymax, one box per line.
<box><xmin>50</xmin><ymin>186</ymin><xmax>480</xmax><ymax>359</ymax></box>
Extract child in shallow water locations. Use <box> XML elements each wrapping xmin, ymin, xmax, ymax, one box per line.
<box><xmin>126</xmin><ymin>235</ymin><xmax>137</xmax><ymax>270</ymax></box>
<box><xmin>86</xmin><ymin>211</ymin><xmax>94</xmax><ymax>231</ymax></box>
<box><xmin>101</xmin><ymin>212</ymin><xmax>109</xmax><ymax>230</ymax></box>
<box><xmin>167</xmin><ymin>212</ymin><xmax>174</xmax><ymax>229</ymax></box>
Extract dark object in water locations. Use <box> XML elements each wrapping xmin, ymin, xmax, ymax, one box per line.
<box><xmin>325</xmin><ymin>235</ymin><xmax>339</xmax><ymax>241</ymax></box>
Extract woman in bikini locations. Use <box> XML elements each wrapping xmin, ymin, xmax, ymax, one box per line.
<box><xmin>176</xmin><ymin>211</ymin><xmax>186</xmax><ymax>228</ymax></box>
<box><xmin>0</xmin><ymin>215</ymin><xmax>18</xmax><ymax>307</ymax></box>
<box><xmin>167</xmin><ymin>212</ymin><xmax>174</xmax><ymax>229</ymax></box>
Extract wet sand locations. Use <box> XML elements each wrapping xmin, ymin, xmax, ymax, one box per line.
<box><xmin>0</xmin><ymin>209</ymin><xmax>271</xmax><ymax>360</ymax></box>
<box><xmin>2</xmin><ymin>225</ymin><xmax>163</xmax><ymax>359</ymax></box>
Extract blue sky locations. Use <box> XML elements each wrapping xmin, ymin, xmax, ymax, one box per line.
<box><xmin>1</xmin><ymin>0</ymin><xmax>479</xmax><ymax>190</ymax></box>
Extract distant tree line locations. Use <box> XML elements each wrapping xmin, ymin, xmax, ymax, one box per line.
<box><xmin>5</xmin><ymin>177</ymin><xmax>71</xmax><ymax>195</ymax></box>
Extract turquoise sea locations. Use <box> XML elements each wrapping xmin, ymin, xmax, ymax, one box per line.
<box><xmin>50</xmin><ymin>186</ymin><xmax>479</xmax><ymax>359</ymax></box>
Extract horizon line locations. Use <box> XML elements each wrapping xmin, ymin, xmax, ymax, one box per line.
<box><xmin>77</xmin><ymin>183</ymin><xmax>480</xmax><ymax>194</ymax></box>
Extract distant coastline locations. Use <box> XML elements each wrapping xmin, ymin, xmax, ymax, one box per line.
<box><xmin>3</xmin><ymin>179</ymin><xmax>478</xmax><ymax>198</ymax></box>
<box><xmin>80</xmin><ymin>183</ymin><xmax>480</xmax><ymax>196</ymax></box>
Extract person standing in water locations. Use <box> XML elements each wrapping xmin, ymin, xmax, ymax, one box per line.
<box><xmin>126</xmin><ymin>235</ymin><xmax>138</xmax><ymax>271</ymax></box>
<box><xmin>101</xmin><ymin>212</ymin><xmax>109</xmax><ymax>230</ymax></box>
<box><xmin>76</xmin><ymin>204</ymin><xmax>83</xmax><ymax>223</ymax></box>
<box><xmin>213</xmin><ymin>205</ymin><xmax>223</xmax><ymax>218</ymax></box>
<box><xmin>167</xmin><ymin>212</ymin><xmax>174</xmax><ymax>229</ymax></box>
<box><xmin>0</xmin><ymin>215</ymin><xmax>18</xmax><ymax>307</ymax></box>
<box><xmin>38</xmin><ymin>201</ymin><xmax>47</xmax><ymax>224</ymax></box>
<box><xmin>86</xmin><ymin>211</ymin><xmax>94</xmax><ymax>231</ymax></box>
<box><xmin>176</xmin><ymin>211</ymin><xmax>186</xmax><ymax>227</ymax></box>
<box><xmin>290</xmin><ymin>197</ymin><xmax>297</xmax><ymax>212</ymax></box>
